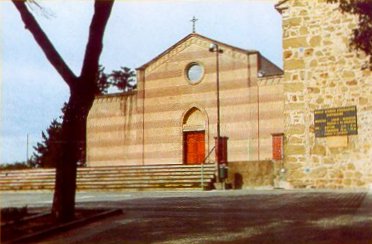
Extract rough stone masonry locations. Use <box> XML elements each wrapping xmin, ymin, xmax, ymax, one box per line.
<box><xmin>276</xmin><ymin>0</ymin><xmax>372</xmax><ymax>189</ymax></box>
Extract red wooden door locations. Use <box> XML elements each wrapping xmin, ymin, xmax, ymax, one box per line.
<box><xmin>184</xmin><ymin>131</ymin><xmax>205</xmax><ymax>165</ymax></box>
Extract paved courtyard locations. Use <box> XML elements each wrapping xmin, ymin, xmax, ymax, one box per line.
<box><xmin>2</xmin><ymin>189</ymin><xmax>372</xmax><ymax>243</ymax></box>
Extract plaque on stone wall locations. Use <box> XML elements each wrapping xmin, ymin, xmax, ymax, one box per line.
<box><xmin>314</xmin><ymin>106</ymin><xmax>357</xmax><ymax>137</ymax></box>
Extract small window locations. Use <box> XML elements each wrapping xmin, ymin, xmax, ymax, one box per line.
<box><xmin>186</xmin><ymin>63</ymin><xmax>204</xmax><ymax>84</ymax></box>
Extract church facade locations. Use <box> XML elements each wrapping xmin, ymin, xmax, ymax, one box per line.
<box><xmin>86</xmin><ymin>0</ymin><xmax>372</xmax><ymax>189</ymax></box>
<box><xmin>86</xmin><ymin>33</ymin><xmax>283</xmax><ymax>167</ymax></box>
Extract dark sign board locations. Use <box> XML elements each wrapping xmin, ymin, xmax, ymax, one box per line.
<box><xmin>314</xmin><ymin>106</ymin><xmax>357</xmax><ymax>137</ymax></box>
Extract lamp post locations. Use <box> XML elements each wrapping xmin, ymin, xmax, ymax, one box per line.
<box><xmin>26</xmin><ymin>134</ymin><xmax>29</xmax><ymax>165</ymax></box>
<box><xmin>209</xmin><ymin>43</ymin><xmax>223</xmax><ymax>182</ymax></box>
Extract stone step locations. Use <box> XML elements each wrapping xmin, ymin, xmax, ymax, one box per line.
<box><xmin>0</xmin><ymin>172</ymin><xmax>215</xmax><ymax>182</ymax></box>
<box><xmin>0</xmin><ymin>173</ymin><xmax>215</xmax><ymax>182</ymax></box>
<box><xmin>0</xmin><ymin>164</ymin><xmax>216</xmax><ymax>191</ymax></box>
<box><xmin>0</xmin><ymin>176</ymin><xmax>214</xmax><ymax>184</ymax></box>
<box><xmin>0</xmin><ymin>169</ymin><xmax>214</xmax><ymax>177</ymax></box>
<box><xmin>0</xmin><ymin>176</ymin><xmax>214</xmax><ymax>185</ymax></box>
<box><xmin>0</xmin><ymin>181</ymin><xmax>211</xmax><ymax>191</ymax></box>
<box><xmin>0</xmin><ymin>165</ymin><xmax>215</xmax><ymax>176</ymax></box>
<box><xmin>3</xmin><ymin>184</ymin><xmax>209</xmax><ymax>192</ymax></box>
<box><xmin>0</xmin><ymin>178</ymin><xmax>211</xmax><ymax>185</ymax></box>
<box><xmin>77</xmin><ymin>168</ymin><xmax>216</xmax><ymax>175</ymax></box>
<box><xmin>78</xmin><ymin>183</ymin><xmax>206</xmax><ymax>189</ymax></box>
<box><xmin>79</xmin><ymin>164</ymin><xmax>216</xmax><ymax>170</ymax></box>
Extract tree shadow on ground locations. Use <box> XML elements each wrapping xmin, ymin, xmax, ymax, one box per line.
<box><xmin>74</xmin><ymin>191</ymin><xmax>372</xmax><ymax>244</ymax></box>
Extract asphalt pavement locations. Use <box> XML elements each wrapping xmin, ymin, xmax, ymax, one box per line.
<box><xmin>1</xmin><ymin>189</ymin><xmax>372</xmax><ymax>244</ymax></box>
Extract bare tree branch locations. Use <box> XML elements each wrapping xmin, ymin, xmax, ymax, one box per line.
<box><xmin>12</xmin><ymin>0</ymin><xmax>116</xmax><ymax>221</ymax></box>
<box><xmin>80</xmin><ymin>1</ymin><xmax>114</xmax><ymax>86</ymax></box>
<box><xmin>12</xmin><ymin>0</ymin><xmax>77</xmax><ymax>86</ymax></box>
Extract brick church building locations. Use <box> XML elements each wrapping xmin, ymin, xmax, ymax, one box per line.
<box><xmin>87</xmin><ymin>33</ymin><xmax>283</xmax><ymax>168</ymax></box>
<box><xmin>87</xmin><ymin>0</ymin><xmax>372</xmax><ymax>189</ymax></box>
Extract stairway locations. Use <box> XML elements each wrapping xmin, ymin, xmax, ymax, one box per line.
<box><xmin>0</xmin><ymin>164</ymin><xmax>216</xmax><ymax>191</ymax></box>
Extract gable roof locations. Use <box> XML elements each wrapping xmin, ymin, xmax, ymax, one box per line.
<box><xmin>259</xmin><ymin>55</ymin><xmax>283</xmax><ymax>77</ymax></box>
<box><xmin>137</xmin><ymin>32</ymin><xmax>283</xmax><ymax>77</ymax></box>
<box><xmin>136</xmin><ymin>33</ymin><xmax>259</xmax><ymax>71</ymax></box>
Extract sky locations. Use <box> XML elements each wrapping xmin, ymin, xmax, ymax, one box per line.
<box><xmin>0</xmin><ymin>0</ymin><xmax>282</xmax><ymax>164</ymax></box>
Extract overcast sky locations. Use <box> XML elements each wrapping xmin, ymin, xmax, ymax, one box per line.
<box><xmin>1</xmin><ymin>0</ymin><xmax>282</xmax><ymax>164</ymax></box>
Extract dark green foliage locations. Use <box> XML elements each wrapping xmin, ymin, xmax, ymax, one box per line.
<box><xmin>31</xmin><ymin>103</ymin><xmax>86</xmax><ymax>168</ymax></box>
<box><xmin>97</xmin><ymin>65</ymin><xmax>137</xmax><ymax>93</ymax></box>
<box><xmin>109</xmin><ymin>66</ymin><xmax>136</xmax><ymax>91</ymax></box>
<box><xmin>96</xmin><ymin>65</ymin><xmax>110</xmax><ymax>95</ymax></box>
<box><xmin>30</xmin><ymin>66</ymin><xmax>135</xmax><ymax>168</ymax></box>
<box><xmin>327</xmin><ymin>0</ymin><xmax>372</xmax><ymax>67</ymax></box>
<box><xmin>31</xmin><ymin>119</ymin><xmax>62</xmax><ymax>168</ymax></box>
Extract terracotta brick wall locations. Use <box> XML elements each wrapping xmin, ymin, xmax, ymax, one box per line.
<box><xmin>87</xmin><ymin>34</ymin><xmax>284</xmax><ymax>166</ymax></box>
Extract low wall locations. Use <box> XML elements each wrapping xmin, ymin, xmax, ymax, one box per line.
<box><xmin>227</xmin><ymin>161</ymin><xmax>276</xmax><ymax>189</ymax></box>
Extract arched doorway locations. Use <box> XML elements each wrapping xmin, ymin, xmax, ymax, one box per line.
<box><xmin>182</xmin><ymin>107</ymin><xmax>206</xmax><ymax>165</ymax></box>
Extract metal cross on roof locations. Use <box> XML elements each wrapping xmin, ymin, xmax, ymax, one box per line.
<box><xmin>190</xmin><ymin>16</ymin><xmax>198</xmax><ymax>33</ymax></box>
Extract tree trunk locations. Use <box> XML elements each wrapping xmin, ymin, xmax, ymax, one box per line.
<box><xmin>12</xmin><ymin>0</ymin><xmax>115</xmax><ymax>222</ymax></box>
<box><xmin>52</xmin><ymin>88</ymin><xmax>95</xmax><ymax>222</ymax></box>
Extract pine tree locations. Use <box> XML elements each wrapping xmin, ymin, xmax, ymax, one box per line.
<box><xmin>96</xmin><ymin>65</ymin><xmax>110</xmax><ymax>95</ymax></box>
<box><xmin>31</xmin><ymin>119</ymin><xmax>62</xmax><ymax>168</ymax></box>
<box><xmin>109</xmin><ymin>66</ymin><xmax>136</xmax><ymax>91</ymax></box>
<box><xmin>30</xmin><ymin>65</ymin><xmax>125</xmax><ymax>169</ymax></box>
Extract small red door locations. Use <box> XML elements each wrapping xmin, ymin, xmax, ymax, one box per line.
<box><xmin>184</xmin><ymin>131</ymin><xmax>205</xmax><ymax>165</ymax></box>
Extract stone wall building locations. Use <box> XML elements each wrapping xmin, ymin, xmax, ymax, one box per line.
<box><xmin>276</xmin><ymin>0</ymin><xmax>372</xmax><ymax>189</ymax></box>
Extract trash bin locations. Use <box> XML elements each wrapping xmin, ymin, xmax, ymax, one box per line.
<box><xmin>219</xmin><ymin>164</ymin><xmax>228</xmax><ymax>180</ymax></box>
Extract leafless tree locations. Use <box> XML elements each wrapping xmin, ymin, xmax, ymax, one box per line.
<box><xmin>12</xmin><ymin>0</ymin><xmax>115</xmax><ymax>222</ymax></box>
